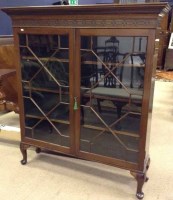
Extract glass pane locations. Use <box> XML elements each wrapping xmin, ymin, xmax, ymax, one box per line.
<box><xmin>20</xmin><ymin>33</ymin><xmax>70</xmax><ymax>147</ymax></box>
<box><xmin>80</xmin><ymin>35</ymin><xmax>147</xmax><ymax>163</ymax></box>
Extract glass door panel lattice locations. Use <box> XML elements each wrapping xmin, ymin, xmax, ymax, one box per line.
<box><xmin>80</xmin><ymin>35</ymin><xmax>147</xmax><ymax>163</ymax></box>
<box><xmin>19</xmin><ymin>33</ymin><xmax>70</xmax><ymax>147</ymax></box>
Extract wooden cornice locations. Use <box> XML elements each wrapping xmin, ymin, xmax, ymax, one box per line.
<box><xmin>1</xmin><ymin>3</ymin><xmax>171</xmax><ymax>17</ymax></box>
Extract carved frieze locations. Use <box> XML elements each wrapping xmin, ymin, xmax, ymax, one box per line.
<box><xmin>13</xmin><ymin>18</ymin><xmax>158</xmax><ymax>29</ymax></box>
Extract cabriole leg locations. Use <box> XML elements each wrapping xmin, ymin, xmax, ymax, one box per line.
<box><xmin>20</xmin><ymin>142</ymin><xmax>30</xmax><ymax>165</ymax></box>
<box><xmin>130</xmin><ymin>158</ymin><xmax>150</xmax><ymax>199</ymax></box>
<box><xmin>130</xmin><ymin>171</ymin><xmax>146</xmax><ymax>199</ymax></box>
<box><xmin>136</xmin><ymin>173</ymin><xmax>145</xmax><ymax>199</ymax></box>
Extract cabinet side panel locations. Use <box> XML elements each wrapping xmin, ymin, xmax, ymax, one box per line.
<box><xmin>138</xmin><ymin>30</ymin><xmax>157</xmax><ymax>171</ymax></box>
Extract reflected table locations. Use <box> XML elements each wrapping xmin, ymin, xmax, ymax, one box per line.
<box><xmin>0</xmin><ymin>69</ymin><xmax>19</xmax><ymax>112</ymax></box>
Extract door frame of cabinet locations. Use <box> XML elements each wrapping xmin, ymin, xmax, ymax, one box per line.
<box><xmin>12</xmin><ymin>26</ymin><xmax>156</xmax><ymax>172</ymax></box>
<box><xmin>13</xmin><ymin>26</ymin><xmax>156</xmax><ymax>171</ymax></box>
<box><xmin>13</xmin><ymin>27</ymin><xmax>77</xmax><ymax>156</ymax></box>
<box><xmin>75</xmin><ymin>28</ymin><xmax>156</xmax><ymax>172</ymax></box>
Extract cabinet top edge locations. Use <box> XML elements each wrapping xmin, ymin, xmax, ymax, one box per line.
<box><xmin>1</xmin><ymin>3</ymin><xmax>171</xmax><ymax>17</ymax></box>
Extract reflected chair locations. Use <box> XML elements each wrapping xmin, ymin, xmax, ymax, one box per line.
<box><xmin>88</xmin><ymin>51</ymin><xmax>145</xmax><ymax>120</ymax></box>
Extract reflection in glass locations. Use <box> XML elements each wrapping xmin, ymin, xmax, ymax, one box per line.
<box><xmin>20</xmin><ymin>34</ymin><xmax>70</xmax><ymax>146</ymax></box>
<box><xmin>80</xmin><ymin>35</ymin><xmax>147</xmax><ymax>163</ymax></box>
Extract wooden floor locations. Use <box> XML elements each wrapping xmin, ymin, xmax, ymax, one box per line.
<box><xmin>156</xmin><ymin>70</ymin><xmax>173</xmax><ymax>81</ymax></box>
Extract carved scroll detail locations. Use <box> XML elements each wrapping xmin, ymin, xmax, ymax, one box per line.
<box><xmin>13</xmin><ymin>19</ymin><xmax>157</xmax><ymax>28</ymax></box>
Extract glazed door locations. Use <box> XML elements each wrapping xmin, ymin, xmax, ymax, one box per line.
<box><xmin>76</xmin><ymin>29</ymin><xmax>150</xmax><ymax>167</ymax></box>
<box><xmin>17</xmin><ymin>28</ymin><xmax>75</xmax><ymax>154</ymax></box>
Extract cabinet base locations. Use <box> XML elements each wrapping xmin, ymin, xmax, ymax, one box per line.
<box><xmin>20</xmin><ymin>142</ymin><xmax>150</xmax><ymax>199</ymax></box>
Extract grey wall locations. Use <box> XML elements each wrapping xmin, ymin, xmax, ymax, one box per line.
<box><xmin>0</xmin><ymin>0</ymin><xmax>114</xmax><ymax>35</ymax></box>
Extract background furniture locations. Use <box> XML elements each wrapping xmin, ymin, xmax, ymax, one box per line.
<box><xmin>164</xmin><ymin>48</ymin><xmax>173</xmax><ymax>70</ymax></box>
<box><xmin>156</xmin><ymin>11</ymin><xmax>170</xmax><ymax>69</ymax></box>
<box><xmin>0</xmin><ymin>36</ymin><xmax>18</xmax><ymax>112</ymax></box>
<box><xmin>0</xmin><ymin>69</ymin><xmax>18</xmax><ymax>112</ymax></box>
<box><xmin>2</xmin><ymin>3</ymin><xmax>170</xmax><ymax>199</ymax></box>
<box><xmin>112</xmin><ymin>1</ymin><xmax>171</xmax><ymax>70</ymax></box>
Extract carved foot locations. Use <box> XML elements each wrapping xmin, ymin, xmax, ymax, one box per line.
<box><xmin>20</xmin><ymin>143</ymin><xmax>30</xmax><ymax>165</ymax></box>
<box><xmin>36</xmin><ymin>147</ymin><xmax>41</xmax><ymax>154</ymax></box>
<box><xmin>136</xmin><ymin>191</ymin><xmax>144</xmax><ymax>199</ymax></box>
<box><xmin>21</xmin><ymin>159</ymin><xmax>27</xmax><ymax>165</ymax></box>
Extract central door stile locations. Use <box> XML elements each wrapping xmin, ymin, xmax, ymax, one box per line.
<box><xmin>69</xmin><ymin>28</ymin><xmax>77</xmax><ymax>155</ymax></box>
<box><xmin>74</xmin><ymin>29</ymin><xmax>82</xmax><ymax>156</ymax></box>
